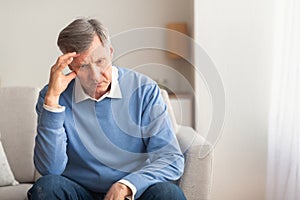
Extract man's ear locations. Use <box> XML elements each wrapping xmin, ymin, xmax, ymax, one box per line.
<box><xmin>109</xmin><ymin>46</ymin><xmax>114</xmax><ymax>59</ymax></box>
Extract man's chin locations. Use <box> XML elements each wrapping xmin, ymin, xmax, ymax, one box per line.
<box><xmin>94</xmin><ymin>85</ymin><xmax>109</xmax><ymax>95</ymax></box>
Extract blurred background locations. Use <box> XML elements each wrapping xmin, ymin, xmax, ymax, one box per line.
<box><xmin>0</xmin><ymin>0</ymin><xmax>280</xmax><ymax>199</ymax></box>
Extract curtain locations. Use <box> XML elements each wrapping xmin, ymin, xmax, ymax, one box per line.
<box><xmin>267</xmin><ymin>0</ymin><xmax>300</xmax><ymax>199</ymax></box>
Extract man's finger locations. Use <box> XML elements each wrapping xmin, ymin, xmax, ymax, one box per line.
<box><xmin>54</xmin><ymin>52</ymin><xmax>79</xmax><ymax>71</ymax></box>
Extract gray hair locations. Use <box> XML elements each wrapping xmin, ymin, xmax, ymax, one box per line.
<box><xmin>57</xmin><ymin>18</ymin><xmax>111</xmax><ymax>53</ymax></box>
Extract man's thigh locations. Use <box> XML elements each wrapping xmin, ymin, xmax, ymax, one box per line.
<box><xmin>138</xmin><ymin>182</ymin><xmax>186</xmax><ymax>200</ymax></box>
<box><xmin>27</xmin><ymin>174</ymin><xmax>104</xmax><ymax>200</ymax></box>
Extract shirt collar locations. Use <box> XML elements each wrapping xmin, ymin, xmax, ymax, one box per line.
<box><xmin>74</xmin><ymin>66</ymin><xmax>122</xmax><ymax>103</ymax></box>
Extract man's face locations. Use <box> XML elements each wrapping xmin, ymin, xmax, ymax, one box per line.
<box><xmin>70</xmin><ymin>35</ymin><xmax>113</xmax><ymax>99</ymax></box>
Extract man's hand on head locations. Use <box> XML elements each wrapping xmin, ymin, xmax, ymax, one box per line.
<box><xmin>104</xmin><ymin>182</ymin><xmax>132</xmax><ymax>200</ymax></box>
<box><xmin>44</xmin><ymin>52</ymin><xmax>79</xmax><ymax>108</ymax></box>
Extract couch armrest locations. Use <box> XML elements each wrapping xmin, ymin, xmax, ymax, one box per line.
<box><xmin>176</xmin><ymin>126</ymin><xmax>213</xmax><ymax>200</ymax></box>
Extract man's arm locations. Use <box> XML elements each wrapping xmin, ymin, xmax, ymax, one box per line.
<box><xmin>34</xmin><ymin>89</ymin><xmax>68</xmax><ymax>175</ymax></box>
<box><xmin>121</xmin><ymin>85</ymin><xmax>185</xmax><ymax>198</ymax></box>
<box><xmin>34</xmin><ymin>52</ymin><xmax>78</xmax><ymax>175</ymax></box>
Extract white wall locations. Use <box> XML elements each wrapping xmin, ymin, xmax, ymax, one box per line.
<box><xmin>195</xmin><ymin>0</ymin><xmax>273</xmax><ymax>199</ymax></box>
<box><xmin>1</xmin><ymin>1</ymin><xmax>274</xmax><ymax>198</ymax></box>
<box><xmin>0</xmin><ymin>0</ymin><xmax>193</xmax><ymax>92</ymax></box>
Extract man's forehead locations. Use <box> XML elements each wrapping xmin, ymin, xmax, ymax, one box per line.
<box><xmin>73</xmin><ymin>47</ymin><xmax>103</xmax><ymax>65</ymax></box>
<box><xmin>74</xmin><ymin>52</ymin><xmax>89</xmax><ymax>64</ymax></box>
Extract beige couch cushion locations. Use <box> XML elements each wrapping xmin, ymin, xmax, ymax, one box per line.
<box><xmin>0</xmin><ymin>137</ymin><xmax>18</xmax><ymax>186</ymax></box>
<box><xmin>0</xmin><ymin>87</ymin><xmax>38</xmax><ymax>183</ymax></box>
<box><xmin>0</xmin><ymin>184</ymin><xmax>32</xmax><ymax>200</ymax></box>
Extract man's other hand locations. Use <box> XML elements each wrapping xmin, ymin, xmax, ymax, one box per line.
<box><xmin>104</xmin><ymin>182</ymin><xmax>132</xmax><ymax>200</ymax></box>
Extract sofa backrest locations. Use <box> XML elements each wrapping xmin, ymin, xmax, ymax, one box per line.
<box><xmin>0</xmin><ymin>87</ymin><xmax>39</xmax><ymax>183</ymax></box>
<box><xmin>160</xmin><ymin>89</ymin><xmax>180</xmax><ymax>133</ymax></box>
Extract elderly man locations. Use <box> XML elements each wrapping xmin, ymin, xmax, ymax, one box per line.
<box><xmin>28</xmin><ymin>18</ymin><xmax>186</xmax><ymax>200</ymax></box>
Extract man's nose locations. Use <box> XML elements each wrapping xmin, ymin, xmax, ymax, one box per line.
<box><xmin>89</xmin><ymin>65</ymin><xmax>101</xmax><ymax>81</ymax></box>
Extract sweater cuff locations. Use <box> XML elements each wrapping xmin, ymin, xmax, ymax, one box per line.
<box><xmin>43</xmin><ymin>104</ymin><xmax>65</xmax><ymax>113</ymax></box>
<box><xmin>118</xmin><ymin>179</ymin><xmax>137</xmax><ymax>200</ymax></box>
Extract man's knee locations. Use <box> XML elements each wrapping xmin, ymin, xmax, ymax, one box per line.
<box><xmin>140</xmin><ymin>182</ymin><xmax>186</xmax><ymax>200</ymax></box>
<box><xmin>27</xmin><ymin>175</ymin><xmax>68</xmax><ymax>199</ymax></box>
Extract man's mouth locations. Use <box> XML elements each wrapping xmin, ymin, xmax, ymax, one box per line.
<box><xmin>97</xmin><ymin>81</ymin><xmax>107</xmax><ymax>87</ymax></box>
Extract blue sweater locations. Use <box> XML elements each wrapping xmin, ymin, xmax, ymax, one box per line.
<box><xmin>34</xmin><ymin>67</ymin><xmax>184</xmax><ymax>198</ymax></box>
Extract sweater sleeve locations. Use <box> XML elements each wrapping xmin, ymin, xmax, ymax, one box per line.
<box><xmin>122</xmin><ymin>85</ymin><xmax>185</xmax><ymax>198</ymax></box>
<box><xmin>33</xmin><ymin>86</ymin><xmax>68</xmax><ymax>175</ymax></box>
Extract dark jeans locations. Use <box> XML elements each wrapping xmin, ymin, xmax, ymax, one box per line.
<box><xmin>27</xmin><ymin>175</ymin><xmax>186</xmax><ymax>200</ymax></box>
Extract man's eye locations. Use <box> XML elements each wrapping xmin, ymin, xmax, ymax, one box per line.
<box><xmin>81</xmin><ymin>64</ymin><xmax>89</xmax><ymax>68</ymax></box>
<box><xmin>96</xmin><ymin>60</ymin><xmax>103</xmax><ymax>64</ymax></box>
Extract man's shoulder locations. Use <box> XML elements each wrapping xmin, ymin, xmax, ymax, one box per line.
<box><xmin>115</xmin><ymin>66</ymin><xmax>160</xmax><ymax>102</ymax></box>
<box><xmin>116</xmin><ymin>66</ymin><xmax>156</xmax><ymax>86</ymax></box>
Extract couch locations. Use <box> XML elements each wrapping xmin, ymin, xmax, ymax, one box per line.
<box><xmin>0</xmin><ymin>86</ymin><xmax>213</xmax><ymax>200</ymax></box>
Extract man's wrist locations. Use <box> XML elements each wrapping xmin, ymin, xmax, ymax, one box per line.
<box><xmin>44</xmin><ymin>93</ymin><xmax>60</xmax><ymax>108</ymax></box>
<box><xmin>118</xmin><ymin>182</ymin><xmax>132</xmax><ymax>196</ymax></box>
<box><xmin>118</xmin><ymin>179</ymin><xmax>136</xmax><ymax>200</ymax></box>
